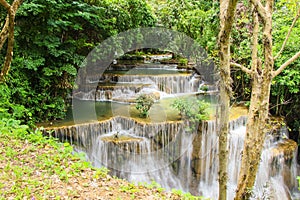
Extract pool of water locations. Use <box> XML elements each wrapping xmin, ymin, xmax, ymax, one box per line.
<box><xmin>42</xmin><ymin>94</ymin><xmax>217</xmax><ymax>128</ymax></box>
<box><xmin>104</xmin><ymin>67</ymin><xmax>192</xmax><ymax>76</ymax></box>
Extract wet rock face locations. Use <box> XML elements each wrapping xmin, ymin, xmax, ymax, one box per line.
<box><xmin>272</xmin><ymin>139</ymin><xmax>297</xmax><ymax>161</ymax></box>
<box><xmin>43</xmin><ymin>116</ymin><xmax>182</xmax><ymax>148</ymax></box>
<box><xmin>148</xmin><ymin>91</ymin><xmax>160</xmax><ymax>101</ymax></box>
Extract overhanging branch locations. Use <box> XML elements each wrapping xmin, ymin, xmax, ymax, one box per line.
<box><xmin>272</xmin><ymin>50</ymin><xmax>300</xmax><ymax>78</ymax></box>
<box><xmin>230</xmin><ymin>62</ymin><xmax>252</xmax><ymax>74</ymax></box>
<box><xmin>274</xmin><ymin>8</ymin><xmax>300</xmax><ymax>60</ymax></box>
<box><xmin>0</xmin><ymin>0</ymin><xmax>10</xmax><ymax>10</ymax></box>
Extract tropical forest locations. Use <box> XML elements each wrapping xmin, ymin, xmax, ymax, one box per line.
<box><xmin>0</xmin><ymin>0</ymin><xmax>300</xmax><ymax>199</ymax></box>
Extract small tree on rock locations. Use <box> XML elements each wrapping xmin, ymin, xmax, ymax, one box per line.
<box><xmin>135</xmin><ymin>94</ymin><xmax>154</xmax><ymax>118</ymax></box>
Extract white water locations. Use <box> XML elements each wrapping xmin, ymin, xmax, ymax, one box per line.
<box><xmin>53</xmin><ymin>62</ymin><xmax>298</xmax><ymax>198</ymax></box>
<box><xmin>196</xmin><ymin>117</ymin><xmax>298</xmax><ymax>199</ymax></box>
<box><xmin>74</xmin><ymin>73</ymin><xmax>203</xmax><ymax>102</ymax></box>
<box><xmin>48</xmin><ymin>116</ymin><xmax>298</xmax><ymax>199</ymax></box>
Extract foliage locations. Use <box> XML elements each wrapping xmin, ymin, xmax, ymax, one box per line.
<box><xmin>199</xmin><ymin>85</ymin><xmax>209</xmax><ymax>92</ymax></box>
<box><xmin>0</xmin><ymin>116</ymin><xmax>199</xmax><ymax>199</ymax></box>
<box><xmin>171</xmin><ymin>189</ymin><xmax>208</xmax><ymax>199</ymax></box>
<box><xmin>172</xmin><ymin>98</ymin><xmax>209</xmax><ymax>122</ymax></box>
<box><xmin>178</xmin><ymin>58</ymin><xmax>188</xmax><ymax>66</ymax></box>
<box><xmin>135</xmin><ymin>94</ymin><xmax>154</xmax><ymax>118</ymax></box>
<box><xmin>149</xmin><ymin>0</ymin><xmax>219</xmax><ymax>54</ymax></box>
<box><xmin>0</xmin><ymin>84</ymin><xmax>32</xmax><ymax>123</ymax></box>
<box><xmin>1</xmin><ymin>0</ymin><xmax>156</xmax><ymax>123</ymax></box>
<box><xmin>230</xmin><ymin>2</ymin><xmax>253</xmax><ymax>101</ymax></box>
<box><xmin>171</xmin><ymin>98</ymin><xmax>209</xmax><ymax>126</ymax></box>
<box><xmin>270</xmin><ymin>0</ymin><xmax>300</xmax><ymax>136</ymax></box>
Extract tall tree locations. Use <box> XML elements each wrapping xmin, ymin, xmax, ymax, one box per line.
<box><xmin>219</xmin><ymin>0</ymin><xmax>300</xmax><ymax>199</ymax></box>
<box><xmin>218</xmin><ymin>0</ymin><xmax>238</xmax><ymax>199</ymax></box>
<box><xmin>0</xmin><ymin>0</ymin><xmax>23</xmax><ymax>82</ymax></box>
<box><xmin>227</xmin><ymin>0</ymin><xmax>300</xmax><ymax>199</ymax></box>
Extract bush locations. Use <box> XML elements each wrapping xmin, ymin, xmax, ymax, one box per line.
<box><xmin>171</xmin><ymin>98</ymin><xmax>209</xmax><ymax>124</ymax></box>
<box><xmin>178</xmin><ymin>58</ymin><xmax>188</xmax><ymax>67</ymax></box>
<box><xmin>135</xmin><ymin>94</ymin><xmax>154</xmax><ymax>118</ymax></box>
<box><xmin>0</xmin><ymin>0</ymin><xmax>157</xmax><ymax>123</ymax></box>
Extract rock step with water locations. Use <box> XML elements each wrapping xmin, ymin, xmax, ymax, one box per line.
<box><xmin>43</xmin><ymin>116</ymin><xmax>183</xmax><ymax>150</ymax></box>
<box><xmin>74</xmin><ymin>72</ymin><xmax>204</xmax><ymax>102</ymax></box>
<box><xmin>85</xmin><ymin>74</ymin><xmax>200</xmax><ymax>92</ymax></box>
<box><xmin>43</xmin><ymin>114</ymin><xmax>298</xmax><ymax>199</ymax></box>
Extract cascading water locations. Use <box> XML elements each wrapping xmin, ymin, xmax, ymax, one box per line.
<box><xmin>194</xmin><ymin>117</ymin><xmax>298</xmax><ymax>199</ymax></box>
<box><xmin>45</xmin><ymin>116</ymin><xmax>298</xmax><ymax>199</ymax></box>
<box><xmin>74</xmin><ymin>69</ymin><xmax>203</xmax><ymax>102</ymax></box>
<box><xmin>44</xmin><ymin>60</ymin><xmax>298</xmax><ymax>199</ymax></box>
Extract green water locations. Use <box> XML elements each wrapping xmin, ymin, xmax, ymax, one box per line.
<box><xmin>45</xmin><ymin>94</ymin><xmax>217</xmax><ymax>127</ymax></box>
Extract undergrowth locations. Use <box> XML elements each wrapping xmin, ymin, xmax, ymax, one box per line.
<box><xmin>0</xmin><ymin>117</ymin><xmax>207</xmax><ymax>199</ymax></box>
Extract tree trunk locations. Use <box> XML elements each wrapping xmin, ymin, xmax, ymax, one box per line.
<box><xmin>0</xmin><ymin>15</ymin><xmax>9</xmax><ymax>50</ymax></box>
<box><xmin>218</xmin><ymin>0</ymin><xmax>238</xmax><ymax>199</ymax></box>
<box><xmin>0</xmin><ymin>0</ymin><xmax>23</xmax><ymax>82</ymax></box>
<box><xmin>235</xmin><ymin>0</ymin><xmax>274</xmax><ymax>199</ymax></box>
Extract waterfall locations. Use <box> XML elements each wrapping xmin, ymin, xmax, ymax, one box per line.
<box><xmin>194</xmin><ymin>116</ymin><xmax>298</xmax><ymax>199</ymax></box>
<box><xmin>117</xmin><ymin>74</ymin><xmax>201</xmax><ymax>94</ymax></box>
<box><xmin>45</xmin><ymin>115</ymin><xmax>298</xmax><ymax>199</ymax></box>
<box><xmin>44</xmin><ymin>58</ymin><xmax>299</xmax><ymax>198</ymax></box>
<box><xmin>74</xmin><ymin>73</ymin><xmax>203</xmax><ymax>102</ymax></box>
<box><xmin>46</xmin><ymin>116</ymin><xmax>182</xmax><ymax>145</ymax></box>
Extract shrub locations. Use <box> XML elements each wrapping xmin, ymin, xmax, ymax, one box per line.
<box><xmin>135</xmin><ymin>94</ymin><xmax>154</xmax><ymax>118</ymax></box>
<box><xmin>178</xmin><ymin>58</ymin><xmax>188</xmax><ymax>66</ymax></box>
<box><xmin>171</xmin><ymin>98</ymin><xmax>209</xmax><ymax>128</ymax></box>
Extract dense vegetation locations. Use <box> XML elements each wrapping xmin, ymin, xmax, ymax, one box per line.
<box><xmin>0</xmin><ymin>0</ymin><xmax>298</xmax><ymax>150</ymax></box>
<box><xmin>1</xmin><ymin>0</ymin><xmax>299</xmax><ymax>198</ymax></box>
<box><xmin>171</xmin><ymin>98</ymin><xmax>209</xmax><ymax>131</ymax></box>
<box><xmin>0</xmin><ymin>0</ymin><xmax>156</xmax><ymax>124</ymax></box>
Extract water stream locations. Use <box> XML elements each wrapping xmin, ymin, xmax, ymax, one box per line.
<box><xmin>44</xmin><ymin>59</ymin><xmax>298</xmax><ymax>199</ymax></box>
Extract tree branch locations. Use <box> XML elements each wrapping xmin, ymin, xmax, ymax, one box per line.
<box><xmin>0</xmin><ymin>0</ymin><xmax>10</xmax><ymax>10</ymax></box>
<box><xmin>11</xmin><ymin>0</ymin><xmax>23</xmax><ymax>10</ymax></box>
<box><xmin>272</xmin><ymin>50</ymin><xmax>300</xmax><ymax>78</ymax></box>
<box><xmin>249</xmin><ymin>0</ymin><xmax>266</xmax><ymax>20</ymax></box>
<box><xmin>274</xmin><ymin>8</ymin><xmax>300</xmax><ymax>60</ymax></box>
<box><xmin>218</xmin><ymin>1</ymin><xmax>238</xmax><ymax>199</ymax></box>
<box><xmin>230</xmin><ymin>62</ymin><xmax>252</xmax><ymax>74</ymax></box>
<box><xmin>0</xmin><ymin>15</ymin><xmax>9</xmax><ymax>50</ymax></box>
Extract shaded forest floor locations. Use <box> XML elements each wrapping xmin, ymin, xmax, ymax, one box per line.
<box><xmin>0</xmin><ymin>127</ymin><xmax>202</xmax><ymax>200</ymax></box>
